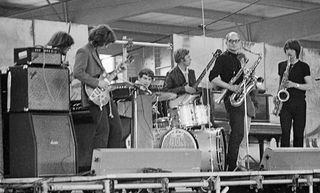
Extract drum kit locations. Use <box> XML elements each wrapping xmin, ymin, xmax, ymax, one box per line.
<box><xmin>152</xmin><ymin>92</ymin><xmax>226</xmax><ymax>172</ymax></box>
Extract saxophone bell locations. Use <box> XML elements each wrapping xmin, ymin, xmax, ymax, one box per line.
<box><xmin>277</xmin><ymin>89</ymin><xmax>290</xmax><ymax>102</ymax></box>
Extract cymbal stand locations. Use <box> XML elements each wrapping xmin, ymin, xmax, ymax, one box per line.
<box><xmin>154</xmin><ymin>95</ymin><xmax>159</xmax><ymax>130</ymax></box>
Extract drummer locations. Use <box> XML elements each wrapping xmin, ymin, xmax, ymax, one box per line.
<box><xmin>135</xmin><ymin>68</ymin><xmax>154</xmax><ymax>90</ymax></box>
<box><xmin>135</xmin><ymin>68</ymin><xmax>176</xmax><ymax>116</ymax></box>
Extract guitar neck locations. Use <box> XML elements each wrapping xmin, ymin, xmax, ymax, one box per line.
<box><xmin>192</xmin><ymin>54</ymin><xmax>217</xmax><ymax>88</ymax></box>
<box><xmin>104</xmin><ymin>69</ymin><xmax>120</xmax><ymax>82</ymax></box>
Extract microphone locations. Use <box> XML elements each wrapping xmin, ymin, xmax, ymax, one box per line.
<box><xmin>135</xmin><ymin>84</ymin><xmax>152</xmax><ymax>95</ymax></box>
<box><xmin>122</xmin><ymin>80</ymin><xmax>153</xmax><ymax>95</ymax></box>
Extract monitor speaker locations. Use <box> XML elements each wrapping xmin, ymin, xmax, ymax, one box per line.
<box><xmin>8</xmin><ymin>112</ymin><xmax>77</xmax><ymax>177</ymax></box>
<box><xmin>8</xmin><ymin>66</ymin><xmax>69</xmax><ymax>112</ymax></box>
<box><xmin>260</xmin><ymin>147</ymin><xmax>320</xmax><ymax>171</ymax></box>
<box><xmin>91</xmin><ymin>148</ymin><xmax>201</xmax><ymax>175</ymax></box>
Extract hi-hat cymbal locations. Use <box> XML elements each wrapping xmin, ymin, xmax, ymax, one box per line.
<box><xmin>154</xmin><ymin>92</ymin><xmax>177</xmax><ymax>102</ymax></box>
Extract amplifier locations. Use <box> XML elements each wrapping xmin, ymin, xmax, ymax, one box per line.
<box><xmin>150</xmin><ymin>76</ymin><xmax>165</xmax><ymax>92</ymax></box>
<box><xmin>14</xmin><ymin>47</ymin><xmax>62</xmax><ymax>66</ymax></box>
<box><xmin>8</xmin><ymin>66</ymin><xmax>70</xmax><ymax>112</ymax></box>
<box><xmin>111</xmin><ymin>82</ymin><xmax>133</xmax><ymax>101</ymax></box>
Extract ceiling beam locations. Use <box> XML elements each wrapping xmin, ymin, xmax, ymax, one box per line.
<box><xmin>228</xmin><ymin>0</ymin><xmax>320</xmax><ymax>10</ymax></box>
<box><xmin>154</xmin><ymin>6</ymin><xmax>264</xmax><ymax>24</ymax></box>
<box><xmin>0</xmin><ymin>5</ymin><xmax>24</xmax><ymax>16</ymax></box>
<box><xmin>109</xmin><ymin>20</ymin><xmax>206</xmax><ymax>36</ymax></box>
<box><xmin>6</xmin><ymin>0</ymin><xmax>196</xmax><ymax>24</ymax></box>
<box><xmin>300</xmin><ymin>40</ymin><xmax>320</xmax><ymax>50</ymax></box>
<box><xmin>205</xmin><ymin>7</ymin><xmax>320</xmax><ymax>49</ymax></box>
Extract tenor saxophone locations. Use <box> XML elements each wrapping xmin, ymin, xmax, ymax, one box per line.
<box><xmin>272</xmin><ymin>56</ymin><xmax>291</xmax><ymax>116</ymax></box>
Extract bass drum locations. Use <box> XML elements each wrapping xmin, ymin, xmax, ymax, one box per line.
<box><xmin>191</xmin><ymin>127</ymin><xmax>226</xmax><ymax>171</ymax></box>
<box><xmin>161</xmin><ymin>128</ymin><xmax>197</xmax><ymax>149</ymax></box>
<box><xmin>161</xmin><ymin>128</ymin><xmax>226</xmax><ymax>171</ymax></box>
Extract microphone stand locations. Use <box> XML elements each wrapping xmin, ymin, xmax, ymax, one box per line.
<box><xmin>129</xmin><ymin>83</ymin><xmax>153</xmax><ymax>148</ymax></box>
<box><xmin>243</xmin><ymin>78</ymin><xmax>250</xmax><ymax>170</ymax></box>
<box><xmin>241</xmin><ymin>76</ymin><xmax>258</xmax><ymax>171</ymax></box>
<box><xmin>131</xmin><ymin>87</ymin><xmax>138</xmax><ymax>148</ymax></box>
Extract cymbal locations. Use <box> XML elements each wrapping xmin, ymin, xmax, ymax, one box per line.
<box><xmin>154</xmin><ymin>92</ymin><xmax>177</xmax><ymax>102</ymax></box>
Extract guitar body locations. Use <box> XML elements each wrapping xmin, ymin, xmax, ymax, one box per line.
<box><xmin>85</xmin><ymin>84</ymin><xmax>111</xmax><ymax>109</ymax></box>
<box><xmin>85</xmin><ymin>55</ymin><xmax>134</xmax><ymax>110</ymax></box>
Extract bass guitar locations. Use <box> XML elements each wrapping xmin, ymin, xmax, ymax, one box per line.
<box><xmin>85</xmin><ymin>55</ymin><xmax>133</xmax><ymax>110</ymax></box>
<box><xmin>169</xmin><ymin>49</ymin><xmax>222</xmax><ymax>108</ymax></box>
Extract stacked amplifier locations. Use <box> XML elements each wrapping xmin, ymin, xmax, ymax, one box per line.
<box><xmin>6</xmin><ymin>47</ymin><xmax>77</xmax><ymax>177</ymax></box>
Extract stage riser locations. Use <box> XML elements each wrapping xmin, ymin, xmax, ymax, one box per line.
<box><xmin>260</xmin><ymin>147</ymin><xmax>320</xmax><ymax>170</ymax></box>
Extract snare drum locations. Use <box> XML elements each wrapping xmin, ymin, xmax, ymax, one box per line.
<box><xmin>161</xmin><ymin>127</ymin><xmax>226</xmax><ymax>171</ymax></box>
<box><xmin>194</xmin><ymin>105</ymin><xmax>209</xmax><ymax>125</ymax></box>
<box><xmin>178</xmin><ymin>104</ymin><xmax>197</xmax><ymax>128</ymax></box>
<box><xmin>191</xmin><ymin>127</ymin><xmax>226</xmax><ymax>171</ymax></box>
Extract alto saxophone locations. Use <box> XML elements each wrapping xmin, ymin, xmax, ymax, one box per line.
<box><xmin>273</xmin><ymin>56</ymin><xmax>291</xmax><ymax>116</ymax></box>
<box><xmin>229</xmin><ymin>53</ymin><xmax>263</xmax><ymax>107</ymax></box>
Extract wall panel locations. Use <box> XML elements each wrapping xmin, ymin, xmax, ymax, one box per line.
<box><xmin>0</xmin><ymin>17</ymin><xmax>33</xmax><ymax>71</ymax></box>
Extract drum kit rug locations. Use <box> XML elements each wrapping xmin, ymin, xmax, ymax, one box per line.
<box><xmin>152</xmin><ymin>92</ymin><xmax>227</xmax><ymax>172</ymax></box>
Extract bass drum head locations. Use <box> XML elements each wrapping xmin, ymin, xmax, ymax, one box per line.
<box><xmin>161</xmin><ymin>128</ymin><xmax>197</xmax><ymax>149</ymax></box>
<box><xmin>191</xmin><ymin>127</ymin><xmax>226</xmax><ymax>171</ymax></box>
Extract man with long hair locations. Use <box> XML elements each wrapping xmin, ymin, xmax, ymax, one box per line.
<box><xmin>73</xmin><ymin>24</ymin><xmax>125</xmax><ymax>149</ymax></box>
<box><xmin>276</xmin><ymin>39</ymin><xmax>312</xmax><ymax>147</ymax></box>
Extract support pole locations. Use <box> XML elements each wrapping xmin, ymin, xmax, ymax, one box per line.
<box><xmin>214</xmin><ymin>176</ymin><xmax>221</xmax><ymax>193</ymax></box>
<box><xmin>306</xmin><ymin>175</ymin><xmax>313</xmax><ymax>193</ymax></box>
<box><xmin>103</xmin><ymin>180</ymin><xmax>114</xmax><ymax>193</ymax></box>
<box><xmin>115</xmin><ymin>40</ymin><xmax>172</xmax><ymax>48</ymax></box>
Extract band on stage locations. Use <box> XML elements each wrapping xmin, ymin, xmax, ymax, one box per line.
<box><xmin>8</xmin><ymin>25</ymin><xmax>313</xmax><ymax>173</ymax></box>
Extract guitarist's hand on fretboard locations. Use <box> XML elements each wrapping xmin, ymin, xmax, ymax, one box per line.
<box><xmin>98</xmin><ymin>79</ymin><xmax>110</xmax><ymax>90</ymax></box>
<box><xmin>115</xmin><ymin>55</ymin><xmax>133</xmax><ymax>73</ymax></box>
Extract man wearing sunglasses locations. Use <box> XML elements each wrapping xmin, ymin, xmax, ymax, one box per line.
<box><xmin>209</xmin><ymin>32</ymin><xmax>246</xmax><ymax>171</ymax></box>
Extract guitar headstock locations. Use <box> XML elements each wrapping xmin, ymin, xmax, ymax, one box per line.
<box><xmin>126</xmin><ymin>55</ymin><xmax>134</xmax><ymax>64</ymax></box>
<box><xmin>116</xmin><ymin>55</ymin><xmax>134</xmax><ymax>72</ymax></box>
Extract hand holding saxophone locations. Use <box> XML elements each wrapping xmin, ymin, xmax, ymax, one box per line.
<box><xmin>228</xmin><ymin>84</ymin><xmax>241</xmax><ymax>93</ymax></box>
<box><xmin>286</xmin><ymin>80</ymin><xmax>300</xmax><ymax>89</ymax></box>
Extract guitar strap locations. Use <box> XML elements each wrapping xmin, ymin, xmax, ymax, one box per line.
<box><xmin>94</xmin><ymin>48</ymin><xmax>114</xmax><ymax>117</ymax></box>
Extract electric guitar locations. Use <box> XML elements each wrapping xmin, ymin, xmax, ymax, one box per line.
<box><xmin>85</xmin><ymin>55</ymin><xmax>134</xmax><ymax>110</ymax></box>
<box><xmin>169</xmin><ymin>49</ymin><xmax>222</xmax><ymax>108</ymax></box>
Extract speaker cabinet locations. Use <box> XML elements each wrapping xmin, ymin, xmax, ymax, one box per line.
<box><xmin>91</xmin><ymin>148</ymin><xmax>201</xmax><ymax>175</ymax></box>
<box><xmin>8</xmin><ymin>112</ymin><xmax>77</xmax><ymax>177</ymax></box>
<box><xmin>8</xmin><ymin>66</ymin><xmax>69</xmax><ymax>112</ymax></box>
<box><xmin>260</xmin><ymin>147</ymin><xmax>320</xmax><ymax>171</ymax></box>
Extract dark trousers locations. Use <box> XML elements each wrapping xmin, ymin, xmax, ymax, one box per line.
<box><xmin>280</xmin><ymin>100</ymin><xmax>306</xmax><ymax>147</ymax></box>
<box><xmin>224</xmin><ymin>98</ymin><xmax>245</xmax><ymax>171</ymax></box>
<box><xmin>88</xmin><ymin>100</ymin><xmax>123</xmax><ymax>148</ymax></box>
